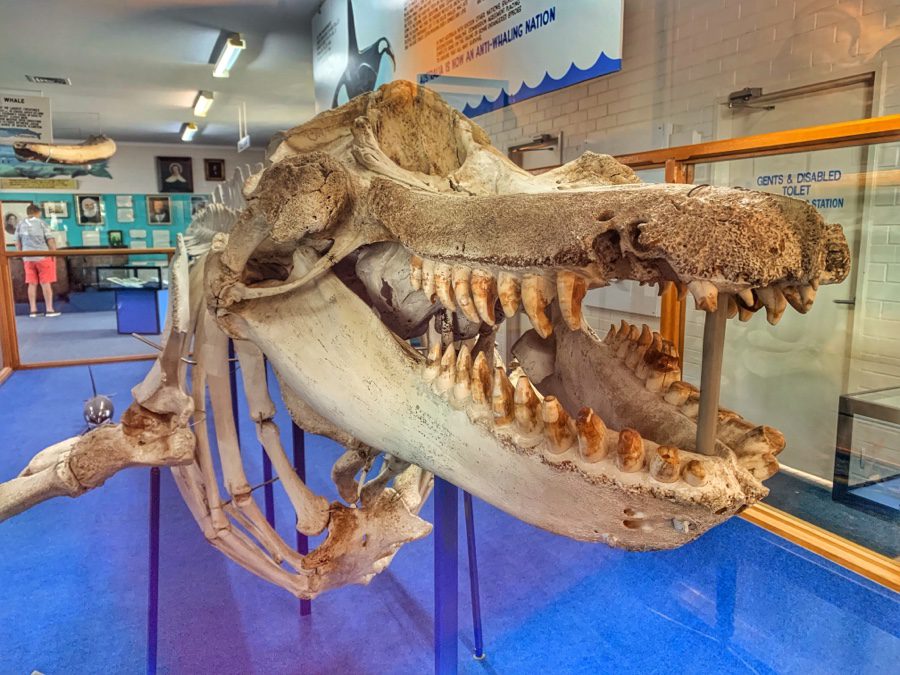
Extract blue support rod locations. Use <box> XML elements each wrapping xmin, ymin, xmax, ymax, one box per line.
<box><xmin>434</xmin><ymin>477</ymin><xmax>459</xmax><ymax>674</ymax></box>
<box><xmin>292</xmin><ymin>422</ymin><xmax>311</xmax><ymax>616</ymax></box>
<box><xmin>146</xmin><ymin>467</ymin><xmax>161</xmax><ymax>675</ymax></box>
<box><xmin>463</xmin><ymin>492</ymin><xmax>485</xmax><ymax>660</ymax></box>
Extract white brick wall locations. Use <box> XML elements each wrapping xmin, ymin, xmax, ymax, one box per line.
<box><xmin>472</xmin><ymin>0</ymin><xmax>900</xmax><ymax>476</ymax></box>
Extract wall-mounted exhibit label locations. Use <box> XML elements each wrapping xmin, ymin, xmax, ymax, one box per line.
<box><xmin>0</xmin><ymin>93</ymin><xmax>52</xmax><ymax>143</ymax></box>
<box><xmin>313</xmin><ymin>0</ymin><xmax>623</xmax><ymax>117</ymax></box>
<box><xmin>0</xmin><ymin>177</ymin><xmax>76</xmax><ymax>190</ymax></box>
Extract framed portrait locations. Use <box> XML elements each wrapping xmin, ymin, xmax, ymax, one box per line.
<box><xmin>76</xmin><ymin>195</ymin><xmax>104</xmax><ymax>225</ymax></box>
<box><xmin>108</xmin><ymin>229</ymin><xmax>125</xmax><ymax>248</ymax></box>
<box><xmin>1</xmin><ymin>200</ymin><xmax>32</xmax><ymax>246</ymax></box>
<box><xmin>204</xmin><ymin>158</ymin><xmax>225</xmax><ymax>181</ymax></box>
<box><xmin>190</xmin><ymin>195</ymin><xmax>209</xmax><ymax>217</ymax></box>
<box><xmin>157</xmin><ymin>156</ymin><xmax>194</xmax><ymax>193</ymax></box>
<box><xmin>42</xmin><ymin>200</ymin><xmax>69</xmax><ymax>219</ymax></box>
<box><xmin>146</xmin><ymin>195</ymin><xmax>173</xmax><ymax>225</ymax></box>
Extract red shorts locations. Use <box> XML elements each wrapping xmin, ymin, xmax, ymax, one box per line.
<box><xmin>23</xmin><ymin>258</ymin><xmax>57</xmax><ymax>284</ymax></box>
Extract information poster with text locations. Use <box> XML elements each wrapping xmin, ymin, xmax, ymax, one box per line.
<box><xmin>313</xmin><ymin>0</ymin><xmax>623</xmax><ymax>116</ymax></box>
<box><xmin>0</xmin><ymin>93</ymin><xmax>52</xmax><ymax>143</ymax></box>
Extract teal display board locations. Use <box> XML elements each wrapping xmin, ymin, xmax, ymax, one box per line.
<box><xmin>0</xmin><ymin>192</ymin><xmax>205</xmax><ymax>248</ymax></box>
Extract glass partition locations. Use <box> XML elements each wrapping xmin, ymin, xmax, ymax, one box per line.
<box><xmin>682</xmin><ymin>143</ymin><xmax>899</xmax><ymax>558</ymax></box>
<box><xmin>4</xmin><ymin>249</ymin><xmax>173</xmax><ymax>366</ymax></box>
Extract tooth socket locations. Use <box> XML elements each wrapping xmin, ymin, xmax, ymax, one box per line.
<box><xmin>498</xmin><ymin>271</ymin><xmax>521</xmax><ymax>317</ymax></box>
<box><xmin>741</xmin><ymin>453</ymin><xmax>780</xmax><ymax>480</ymax></box>
<box><xmin>664</xmin><ymin>381</ymin><xmax>695</xmax><ymax>406</ymax></box>
<box><xmin>434</xmin><ymin>343</ymin><xmax>456</xmax><ymax>394</ymax></box>
<box><xmin>557</xmin><ymin>271</ymin><xmax>587</xmax><ymax>331</ymax></box>
<box><xmin>522</xmin><ymin>274</ymin><xmax>555</xmax><ymax>339</ymax></box>
<box><xmin>616</xmin><ymin>428</ymin><xmax>645</xmax><ymax>472</ymax></box>
<box><xmin>452</xmin><ymin>266</ymin><xmax>482</xmax><ymax>323</ymax></box>
<box><xmin>421</xmin><ymin>259</ymin><xmax>436</xmax><ymax>302</ymax></box>
<box><xmin>514</xmin><ymin>376</ymin><xmax>543</xmax><ymax>435</ymax></box>
<box><xmin>542</xmin><ymin>396</ymin><xmax>576</xmax><ymax>453</ymax></box>
<box><xmin>471</xmin><ymin>270</ymin><xmax>497</xmax><ymax>325</ymax></box>
<box><xmin>470</xmin><ymin>352</ymin><xmax>492</xmax><ymax>407</ymax></box>
<box><xmin>410</xmin><ymin>255</ymin><xmax>423</xmax><ymax>290</ymax></box>
<box><xmin>682</xmin><ymin>459</ymin><xmax>708</xmax><ymax>487</ymax></box>
<box><xmin>492</xmin><ymin>367</ymin><xmax>515</xmax><ymax>425</ymax></box>
<box><xmin>576</xmin><ymin>407</ymin><xmax>607</xmax><ymax>462</ymax></box>
<box><xmin>649</xmin><ymin>446</ymin><xmax>681</xmax><ymax>483</ymax></box>
<box><xmin>434</xmin><ymin>263</ymin><xmax>456</xmax><ymax>312</ymax></box>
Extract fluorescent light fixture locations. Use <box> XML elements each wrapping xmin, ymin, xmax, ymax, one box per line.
<box><xmin>180</xmin><ymin>122</ymin><xmax>198</xmax><ymax>142</ymax></box>
<box><xmin>193</xmin><ymin>90</ymin><xmax>214</xmax><ymax>117</ymax></box>
<box><xmin>213</xmin><ymin>34</ymin><xmax>246</xmax><ymax>78</ymax></box>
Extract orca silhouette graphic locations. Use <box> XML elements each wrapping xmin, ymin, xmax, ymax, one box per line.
<box><xmin>331</xmin><ymin>0</ymin><xmax>395</xmax><ymax>108</ymax></box>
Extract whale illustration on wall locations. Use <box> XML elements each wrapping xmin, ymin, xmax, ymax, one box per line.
<box><xmin>331</xmin><ymin>0</ymin><xmax>395</xmax><ymax>108</ymax></box>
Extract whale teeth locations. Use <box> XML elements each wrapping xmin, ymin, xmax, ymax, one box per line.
<box><xmin>576</xmin><ymin>407</ymin><xmax>607</xmax><ymax>462</ymax></box>
<box><xmin>522</xmin><ymin>274</ymin><xmax>555</xmax><ymax>338</ymax></box>
<box><xmin>649</xmin><ymin>446</ymin><xmax>681</xmax><ymax>483</ymax></box>
<box><xmin>492</xmin><ymin>366</ymin><xmax>515</xmax><ymax>426</ymax></box>
<box><xmin>498</xmin><ymin>271</ymin><xmax>521</xmax><ymax>318</ymax></box>
<box><xmin>557</xmin><ymin>271</ymin><xmax>587</xmax><ymax>330</ymax></box>
<box><xmin>434</xmin><ymin>263</ymin><xmax>455</xmax><ymax>312</ymax></box>
<box><xmin>514</xmin><ymin>376</ymin><xmax>543</xmax><ymax>435</ymax></box>
<box><xmin>688</xmin><ymin>280</ymin><xmax>718</xmax><ymax>312</ymax></box>
<box><xmin>471</xmin><ymin>270</ymin><xmax>497</xmax><ymax>325</ymax></box>
<box><xmin>542</xmin><ymin>396</ymin><xmax>576</xmax><ymax>453</ymax></box>
<box><xmin>616</xmin><ymin>428</ymin><xmax>645</xmax><ymax>473</ymax></box>
<box><xmin>410</xmin><ymin>256</ymin><xmax>423</xmax><ymax>290</ymax></box>
<box><xmin>452</xmin><ymin>266</ymin><xmax>481</xmax><ymax>323</ymax></box>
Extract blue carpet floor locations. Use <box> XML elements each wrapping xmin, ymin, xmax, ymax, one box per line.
<box><xmin>0</xmin><ymin>363</ymin><xmax>897</xmax><ymax>674</ymax></box>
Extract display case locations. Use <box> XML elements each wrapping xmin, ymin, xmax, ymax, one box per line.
<box><xmin>95</xmin><ymin>265</ymin><xmax>164</xmax><ymax>290</ymax></box>
<box><xmin>834</xmin><ymin>387</ymin><xmax>900</xmax><ymax>518</ymax></box>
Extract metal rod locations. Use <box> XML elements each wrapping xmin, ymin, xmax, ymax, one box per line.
<box><xmin>260</xmin><ymin>359</ymin><xmax>275</xmax><ymax>528</ymax></box>
<box><xmin>292</xmin><ymin>422</ymin><xmax>311</xmax><ymax>617</ymax></box>
<box><xmin>228</xmin><ymin>340</ymin><xmax>240</xmax><ymax>442</ymax></box>
<box><xmin>146</xmin><ymin>467</ymin><xmax>161</xmax><ymax>675</ymax></box>
<box><xmin>695</xmin><ymin>299</ymin><xmax>729</xmax><ymax>455</ymax></box>
<box><xmin>434</xmin><ymin>477</ymin><xmax>459</xmax><ymax>674</ymax></box>
<box><xmin>463</xmin><ymin>492</ymin><xmax>485</xmax><ymax>661</ymax></box>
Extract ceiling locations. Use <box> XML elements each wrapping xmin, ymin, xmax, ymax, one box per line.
<box><xmin>0</xmin><ymin>0</ymin><xmax>324</xmax><ymax>147</ymax></box>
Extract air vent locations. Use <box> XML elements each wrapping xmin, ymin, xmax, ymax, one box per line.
<box><xmin>26</xmin><ymin>75</ymin><xmax>71</xmax><ymax>85</ymax></box>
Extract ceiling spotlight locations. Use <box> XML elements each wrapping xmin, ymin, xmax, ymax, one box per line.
<box><xmin>193</xmin><ymin>90</ymin><xmax>214</xmax><ymax>117</ymax></box>
<box><xmin>180</xmin><ymin>122</ymin><xmax>198</xmax><ymax>142</ymax></box>
<box><xmin>213</xmin><ymin>34</ymin><xmax>246</xmax><ymax>78</ymax></box>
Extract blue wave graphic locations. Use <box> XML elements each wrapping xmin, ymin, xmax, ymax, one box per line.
<box><xmin>462</xmin><ymin>52</ymin><xmax>621</xmax><ymax>118</ymax></box>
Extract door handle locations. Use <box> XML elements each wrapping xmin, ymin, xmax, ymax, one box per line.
<box><xmin>833</xmin><ymin>299</ymin><xmax>856</xmax><ymax>306</ymax></box>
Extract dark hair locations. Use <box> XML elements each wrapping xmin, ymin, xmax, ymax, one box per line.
<box><xmin>26</xmin><ymin>204</ymin><xmax>41</xmax><ymax>215</ymax></box>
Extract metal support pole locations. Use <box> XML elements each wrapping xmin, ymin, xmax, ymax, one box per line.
<box><xmin>146</xmin><ymin>467</ymin><xmax>161</xmax><ymax>675</ymax></box>
<box><xmin>695</xmin><ymin>299</ymin><xmax>729</xmax><ymax>455</ymax></box>
<box><xmin>261</xmin><ymin>360</ymin><xmax>275</xmax><ymax>528</ymax></box>
<box><xmin>292</xmin><ymin>422</ymin><xmax>311</xmax><ymax>616</ymax></box>
<box><xmin>228</xmin><ymin>340</ymin><xmax>240</xmax><ymax>441</ymax></box>
<box><xmin>434</xmin><ymin>477</ymin><xmax>459</xmax><ymax>674</ymax></box>
<box><xmin>463</xmin><ymin>492</ymin><xmax>485</xmax><ymax>661</ymax></box>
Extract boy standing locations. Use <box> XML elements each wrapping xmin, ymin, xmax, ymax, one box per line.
<box><xmin>15</xmin><ymin>204</ymin><xmax>60</xmax><ymax>317</ymax></box>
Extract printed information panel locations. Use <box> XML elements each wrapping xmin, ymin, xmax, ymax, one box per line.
<box><xmin>0</xmin><ymin>93</ymin><xmax>52</xmax><ymax>143</ymax></box>
<box><xmin>313</xmin><ymin>0</ymin><xmax>623</xmax><ymax>116</ymax></box>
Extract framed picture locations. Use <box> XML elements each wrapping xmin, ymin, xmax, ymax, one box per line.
<box><xmin>204</xmin><ymin>158</ymin><xmax>225</xmax><ymax>181</ymax></box>
<box><xmin>108</xmin><ymin>230</ymin><xmax>125</xmax><ymax>248</ymax></box>
<box><xmin>190</xmin><ymin>195</ymin><xmax>209</xmax><ymax>217</ymax></box>
<box><xmin>117</xmin><ymin>208</ymin><xmax>135</xmax><ymax>223</ymax></box>
<box><xmin>146</xmin><ymin>195</ymin><xmax>173</xmax><ymax>225</ymax></box>
<box><xmin>157</xmin><ymin>156</ymin><xmax>193</xmax><ymax>193</ymax></box>
<box><xmin>42</xmin><ymin>200</ymin><xmax>69</xmax><ymax>219</ymax></box>
<box><xmin>1</xmin><ymin>200</ymin><xmax>32</xmax><ymax>246</ymax></box>
<box><xmin>76</xmin><ymin>195</ymin><xmax>104</xmax><ymax>225</ymax></box>
<box><xmin>115</xmin><ymin>195</ymin><xmax>133</xmax><ymax>208</ymax></box>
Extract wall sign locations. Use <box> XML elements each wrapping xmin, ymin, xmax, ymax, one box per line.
<box><xmin>0</xmin><ymin>93</ymin><xmax>52</xmax><ymax>143</ymax></box>
<box><xmin>0</xmin><ymin>177</ymin><xmax>76</xmax><ymax>190</ymax></box>
<box><xmin>313</xmin><ymin>0</ymin><xmax>623</xmax><ymax>117</ymax></box>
